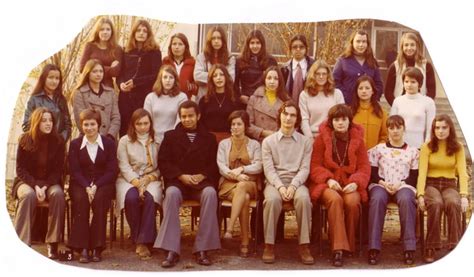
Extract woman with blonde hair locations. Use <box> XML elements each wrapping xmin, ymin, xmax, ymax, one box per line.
<box><xmin>72</xmin><ymin>59</ymin><xmax>121</xmax><ymax>141</ymax></box>
<box><xmin>299</xmin><ymin>59</ymin><xmax>344</xmax><ymax>138</ymax></box>
<box><xmin>144</xmin><ymin>65</ymin><xmax>187</xmax><ymax>143</ymax></box>
<box><xmin>80</xmin><ymin>17</ymin><xmax>123</xmax><ymax>88</ymax></box>
<box><xmin>333</xmin><ymin>30</ymin><xmax>383</xmax><ymax>105</ymax></box>
<box><xmin>162</xmin><ymin>33</ymin><xmax>198</xmax><ymax>100</ymax></box>
<box><xmin>194</xmin><ymin>26</ymin><xmax>235</xmax><ymax>103</ymax></box>
<box><xmin>384</xmin><ymin>32</ymin><xmax>436</xmax><ymax>105</ymax></box>
<box><xmin>117</xmin><ymin>19</ymin><xmax>162</xmax><ymax>136</ymax></box>
<box><xmin>417</xmin><ymin>114</ymin><xmax>469</xmax><ymax>263</ymax></box>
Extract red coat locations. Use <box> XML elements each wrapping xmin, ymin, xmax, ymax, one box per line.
<box><xmin>309</xmin><ymin>121</ymin><xmax>370</xmax><ymax>203</ymax></box>
<box><xmin>162</xmin><ymin>56</ymin><xmax>198</xmax><ymax>99</ymax></box>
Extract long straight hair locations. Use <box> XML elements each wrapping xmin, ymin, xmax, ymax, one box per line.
<box><xmin>74</xmin><ymin>59</ymin><xmax>104</xmax><ymax>91</ymax></box>
<box><xmin>342</xmin><ymin>30</ymin><xmax>378</xmax><ymax>68</ymax></box>
<box><xmin>167</xmin><ymin>33</ymin><xmax>192</xmax><ymax>61</ymax></box>
<box><xmin>396</xmin><ymin>32</ymin><xmax>426</xmax><ymax>73</ymax></box>
<box><xmin>32</xmin><ymin>64</ymin><xmax>63</xmax><ymax>96</ymax></box>
<box><xmin>351</xmin><ymin>75</ymin><xmax>383</xmax><ymax>118</ymax></box>
<box><xmin>203</xmin><ymin>26</ymin><xmax>230</xmax><ymax>66</ymax></box>
<box><xmin>239</xmin><ymin>30</ymin><xmax>272</xmax><ymax>69</ymax></box>
<box><xmin>152</xmin><ymin>65</ymin><xmax>181</xmax><ymax>97</ymax></box>
<box><xmin>89</xmin><ymin>17</ymin><xmax>119</xmax><ymax>50</ymax></box>
<box><xmin>263</xmin><ymin>66</ymin><xmax>290</xmax><ymax>102</ymax></box>
<box><xmin>125</xmin><ymin>19</ymin><xmax>159</xmax><ymax>53</ymax></box>
<box><xmin>19</xmin><ymin>107</ymin><xmax>60</xmax><ymax>151</ymax></box>
<box><xmin>204</xmin><ymin>64</ymin><xmax>235</xmax><ymax>103</ymax></box>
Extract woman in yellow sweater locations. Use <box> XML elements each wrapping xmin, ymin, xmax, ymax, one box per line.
<box><xmin>417</xmin><ymin>114</ymin><xmax>469</xmax><ymax>263</ymax></box>
<box><xmin>351</xmin><ymin>76</ymin><xmax>388</xmax><ymax>149</ymax></box>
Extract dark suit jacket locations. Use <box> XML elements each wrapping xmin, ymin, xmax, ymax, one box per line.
<box><xmin>68</xmin><ymin>135</ymin><xmax>118</xmax><ymax>189</ymax></box>
<box><xmin>158</xmin><ymin>123</ymin><xmax>218</xmax><ymax>191</ymax></box>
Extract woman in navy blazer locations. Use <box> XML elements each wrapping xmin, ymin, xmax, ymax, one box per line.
<box><xmin>68</xmin><ymin>108</ymin><xmax>118</xmax><ymax>263</ymax></box>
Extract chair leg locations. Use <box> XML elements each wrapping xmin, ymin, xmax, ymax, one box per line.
<box><xmin>319</xmin><ymin>204</ymin><xmax>324</xmax><ymax>257</ymax></box>
<box><xmin>120</xmin><ymin>209</ymin><xmax>124</xmax><ymax>249</ymax></box>
<box><xmin>358</xmin><ymin>204</ymin><xmax>363</xmax><ymax>257</ymax></box>
<box><xmin>254</xmin><ymin>203</ymin><xmax>259</xmax><ymax>255</ymax></box>
<box><xmin>419</xmin><ymin>209</ymin><xmax>425</xmax><ymax>255</ymax></box>
<box><xmin>462</xmin><ymin>212</ymin><xmax>467</xmax><ymax>233</ymax></box>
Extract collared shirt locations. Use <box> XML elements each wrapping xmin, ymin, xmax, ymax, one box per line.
<box><xmin>174</xmin><ymin>60</ymin><xmax>184</xmax><ymax>75</ymax></box>
<box><xmin>276</xmin><ymin>129</ymin><xmax>299</xmax><ymax>142</ymax></box>
<box><xmin>291</xmin><ymin>58</ymin><xmax>308</xmax><ymax>79</ymax></box>
<box><xmin>80</xmin><ymin>135</ymin><xmax>104</xmax><ymax>163</ymax></box>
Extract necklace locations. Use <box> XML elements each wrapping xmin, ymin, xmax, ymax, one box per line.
<box><xmin>332</xmin><ymin>136</ymin><xmax>349</xmax><ymax>166</ymax></box>
<box><xmin>215</xmin><ymin>93</ymin><xmax>226</xmax><ymax>108</ymax></box>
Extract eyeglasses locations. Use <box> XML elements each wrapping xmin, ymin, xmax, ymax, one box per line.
<box><xmin>291</xmin><ymin>44</ymin><xmax>306</xmax><ymax>50</ymax></box>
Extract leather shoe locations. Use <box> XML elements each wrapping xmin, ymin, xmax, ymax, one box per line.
<box><xmin>79</xmin><ymin>249</ymin><xmax>89</xmax><ymax>263</ymax></box>
<box><xmin>298</xmin><ymin>244</ymin><xmax>314</xmax><ymax>265</ymax></box>
<box><xmin>196</xmin><ymin>251</ymin><xmax>212</xmax><ymax>266</ymax></box>
<box><xmin>332</xmin><ymin>250</ymin><xmax>343</xmax><ymax>267</ymax></box>
<box><xmin>424</xmin><ymin>248</ymin><xmax>435</xmax><ymax>263</ymax></box>
<box><xmin>161</xmin><ymin>251</ymin><xmax>179</xmax><ymax>268</ymax></box>
<box><xmin>262</xmin><ymin>244</ymin><xmax>275</xmax><ymax>264</ymax></box>
<box><xmin>47</xmin><ymin>243</ymin><xmax>58</xmax><ymax>260</ymax></box>
<box><xmin>404</xmin><ymin>251</ymin><xmax>414</xmax><ymax>265</ymax></box>
<box><xmin>91</xmin><ymin>248</ymin><xmax>102</xmax><ymax>262</ymax></box>
<box><xmin>368</xmin><ymin>249</ymin><xmax>379</xmax><ymax>265</ymax></box>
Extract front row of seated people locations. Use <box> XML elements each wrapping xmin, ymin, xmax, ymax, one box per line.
<box><xmin>12</xmin><ymin>101</ymin><xmax>469</xmax><ymax>267</ymax></box>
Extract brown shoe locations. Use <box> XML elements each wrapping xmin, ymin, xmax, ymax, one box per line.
<box><xmin>298</xmin><ymin>244</ymin><xmax>315</xmax><ymax>265</ymax></box>
<box><xmin>262</xmin><ymin>244</ymin><xmax>275</xmax><ymax>263</ymax></box>
<box><xmin>424</xmin><ymin>248</ymin><xmax>435</xmax><ymax>263</ymax></box>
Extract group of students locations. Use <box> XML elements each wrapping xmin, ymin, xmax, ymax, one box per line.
<box><xmin>12</xmin><ymin>16</ymin><xmax>469</xmax><ymax>268</ymax></box>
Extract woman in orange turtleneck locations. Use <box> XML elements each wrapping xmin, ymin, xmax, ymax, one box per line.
<box><xmin>351</xmin><ymin>75</ymin><xmax>388</xmax><ymax>150</ymax></box>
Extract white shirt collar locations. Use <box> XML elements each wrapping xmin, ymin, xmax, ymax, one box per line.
<box><xmin>277</xmin><ymin>130</ymin><xmax>298</xmax><ymax>141</ymax></box>
<box><xmin>80</xmin><ymin>135</ymin><xmax>104</xmax><ymax>150</ymax></box>
<box><xmin>292</xmin><ymin>58</ymin><xmax>307</xmax><ymax>71</ymax></box>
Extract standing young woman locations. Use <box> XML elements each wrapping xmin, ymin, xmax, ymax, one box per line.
<box><xmin>367</xmin><ymin>115</ymin><xmax>419</xmax><ymax>265</ymax></box>
<box><xmin>308</xmin><ymin>104</ymin><xmax>370</xmax><ymax>267</ymax></box>
<box><xmin>234</xmin><ymin>30</ymin><xmax>277</xmax><ymax>106</ymax></box>
<box><xmin>352</xmin><ymin>75</ymin><xmax>388</xmax><ymax>150</ymax></box>
<box><xmin>72</xmin><ymin>59</ymin><xmax>121</xmax><ymax>141</ymax></box>
<box><xmin>13</xmin><ymin>107</ymin><xmax>65</xmax><ymax>259</ymax></box>
<box><xmin>246</xmin><ymin>66</ymin><xmax>290</xmax><ymax>141</ymax></box>
<box><xmin>23</xmin><ymin>64</ymin><xmax>72</xmax><ymax>142</ymax></box>
<box><xmin>144</xmin><ymin>65</ymin><xmax>187</xmax><ymax>143</ymax></box>
<box><xmin>117</xmin><ymin>19</ymin><xmax>162</xmax><ymax>137</ymax></box>
<box><xmin>417</xmin><ymin>114</ymin><xmax>469</xmax><ymax>263</ymax></box>
<box><xmin>116</xmin><ymin>108</ymin><xmax>162</xmax><ymax>260</ymax></box>
<box><xmin>68</xmin><ymin>108</ymin><xmax>118</xmax><ymax>263</ymax></box>
<box><xmin>194</xmin><ymin>26</ymin><xmax>235</xmax><ymax>103</ymax></box>
<box><xmin>162</xmin><ymin>33</ymin><xmax>198</xmax><ymax>100</ymax></box>
<box><xmin>390</xmin><ymin>67</ymin><xmax>436</xmax><ymax>149</ymax></box>
<box><xmin>281</xmin><ymin>34</ymin><xmax>315</xmax><ymax>105</ymax></box>
<box><xmin>384</xmin><ymin>32</ymin><xmax>436</xmax><ymax>106</ymax></box>
<box><xmin>80</xmin><ymin>17</ymin><xmax>123</xmax><ymax>88</ymax></box>
<box><xmin>299</xmin><ymin>59</ymin><xmax>344</xmax><ymax>138</ymax></box>
<box><xmin>333</xmin><ymin>30</ymin><xmax>383</xmax><ymax>105</ymax></box>
<box><xmin>199</xmin><ymin>64</ymin><xmax>239</xmax><ymax>142</ymax></box>
<box><xmin>217</xmin><ymin>110</ymin><xmax>262</xmax><ymax>257</ymax></box>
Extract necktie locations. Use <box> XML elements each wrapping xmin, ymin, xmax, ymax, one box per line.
<box><xmin>292</xmin><ymin>63</ymin><xmax>303</xmax><ymax>104</ymax></box>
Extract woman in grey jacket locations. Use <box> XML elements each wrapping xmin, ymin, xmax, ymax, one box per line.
<box><xmin>72</xmin><ymin>59</ymin><xmax>121</xmax><ymax>140</ymax></box>
<box><xmin>217</xmin><ymin>110</ymin><xmax>262</xmax><ymax>257</ymax></box>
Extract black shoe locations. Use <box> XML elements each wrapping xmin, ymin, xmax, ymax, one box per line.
<box><xmin>91</xmin><ymin>248</ymin><xmax>102</xmax><ymax>262</ymax></box>
<box><xmin>368</xmin><ymin>249</ymin><xmax>379</xmax><ymax>265</ymax></box>
<box><xmin>404</xmin><ymin>251</ymin><xmax>414</xmax><ymax>265</ymax></box>
<box><xmin>196</xmin><ymin>251</ymin><xmax>212</xmax><ymax>266</ymax></box>
<box><xmin>332</xmin><ymin>250</ymin><xmax>343</xmax><ymax>267</ymax></box>
<box><xmin>161</xmin><ymin>251</ymin><xmax>180</xmax><ymax>268</ymax></box>
<box><xmin>79</xmin><ymin>249</ymin><xmax>89</xmax><ymax>263</ymax></box>
<box><xmin>47</xmin><ymin>243</ymin><xmax>58</xmax><ymax>260</ymax></box>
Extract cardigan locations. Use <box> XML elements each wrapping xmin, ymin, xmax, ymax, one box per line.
<box><xmin>416</xmin><ymin>141</ymin><xmax>469</xmax><ymax>197</ymax></box>
<box><xmin>299</xmin><ymin>89</ymin><xmax>345</xmax><ymax>138</ymax></box>
<box><xmin>390</xmin><ymin>93</ymin><xmax>436</xmax><ymax>149</ymax></box>
<box><xmin>246</xmin><ymin>86</ymin><xmax>284</xmax><ymax>140</ymax></box>
<box><xmin>143</xmin><ymin>92</ymin><xmax>188</xmax><ymax>143</ymax></box>
<box><xmin>384</xmin><ymin>57</ymin><xmax>436</xmax><ymax>105</ymax></box>
<box><xmin>353</xmin><ymin>102</ymin><xmax>388</xmax><ymax>150</ymax></box>
<box><xmin>333</xmin><ymin>56</ymin><xmax>383</xmax><ymax>105</ymax></box>
<box><xmin>12</xmin><ymin>134</ymin><xmax>65</xmax><ymax>198</ymax></box>
<box><xmin>163</xmin><ymin>56</ymin><xmax>198</xmax><ymax>99</ymax></box>
<box><xmin>68</xmin><ymin>135</ymin><xmax>118</xmax><ymax>189</ymax></box>
<box><xmin>72</xmin><ymin>83</ymin><xmax>121</xmax><ymax>138</ymax></box>
<box><xmin>217</xmin><ymin>136</ymin><xmax>262</xmax><ymax>181</ymax></box>
<box><xmin>80</xmin><ymin>42</ymin><xmax>123</xmax><ymax>88</ymax></box>
<box><xmin>22</xmin><ymin>91</ymin><xmax>72</xmax><ymax>141</ymax></box>
<box><xmin>308</xmin><ymin>122</ymin><xmax>370</xmax><ymax>203</ymax></box>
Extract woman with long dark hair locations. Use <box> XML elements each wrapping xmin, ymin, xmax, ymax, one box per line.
<box><xmin>117</xmin><ymin>19</ymin><xmax>162</xmax><ymax>136</ymax></box>
<box><xmin>13</xmin><ymin>107</ymin><xmax>65</xmax><ymax>259</ymax></box>
<box><xmin>417</xmin><ymin>114</ymin><xmax>469</xmax><ymax>263</ymax></box>
<box><xmin>23</xmin><ymin>64</ymin><xmax>72</xmax><ymax>141</ymax></box>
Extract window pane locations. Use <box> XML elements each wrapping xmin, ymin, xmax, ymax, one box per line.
<box><xmin>375</xmin><ymin>30</ymin><xmax>398</xmax><ymax>68</ymax></box>
<box><xmin>230</xmin><ymin>24</ymin><xmax>255</xmax><ymax>54</ymax></box>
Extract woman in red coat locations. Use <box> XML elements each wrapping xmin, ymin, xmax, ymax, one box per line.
<box><xmin>308</xmin><ymin>104</ymin><xmax>370</xmax><ymax>267</ymax></box>
<box><xmin>162</xmin><ymin>33</ymin><xmax>198</xmax><ymax>100</ymax></box>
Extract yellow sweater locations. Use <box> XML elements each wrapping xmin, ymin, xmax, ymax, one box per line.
<box><xmin>265</xmin><ymin>89</ymin><xmax>277</xmax><ymax>105</ymax></box>
<box><xmin>416</xmin><ymin>141</ymin><xmax>469</xmax><ymax>197</ymax></box>
<box><xmin>353</xmin><ymin>102</ymin><xmax>388</xmax><ymax>150</ymax></box>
